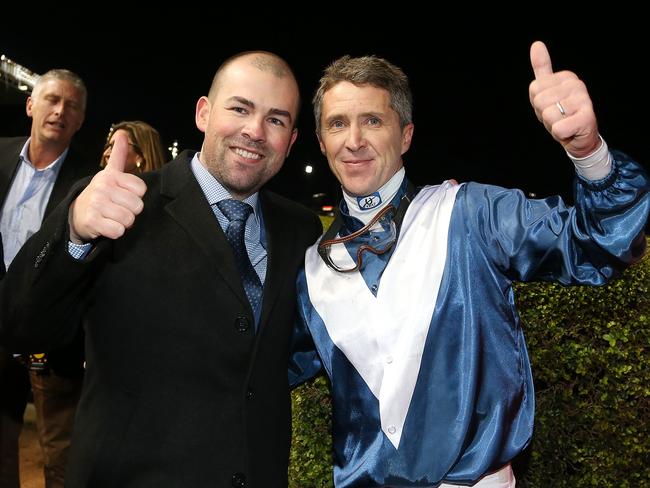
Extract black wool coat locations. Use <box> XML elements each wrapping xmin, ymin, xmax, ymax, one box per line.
<box><xmin>0</xmin><ymin>151</ymin><xmax>322</xmax><ymax>487</ymax></box>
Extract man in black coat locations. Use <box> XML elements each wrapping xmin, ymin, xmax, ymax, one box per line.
<box><xmin>0</xmin><ymin>69</ymin><xmax>96</xmax><ymax>488</ymax></box>
<box><xmin>1</xmin><ymin>51</ymin><xmax>322</xmax><ymax>487</ymax></box>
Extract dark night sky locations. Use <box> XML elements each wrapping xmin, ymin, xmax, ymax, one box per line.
<box><xmin>1</xmin><ymin>14</ymin><xmax>647</xmax><ymax>208</ymax></box>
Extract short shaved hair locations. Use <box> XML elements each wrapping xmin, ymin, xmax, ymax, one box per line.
<box><xmin>207</xmin><ymin>51</ymin><xmax>300</xmax><ymax>121</ymax></box>
<box><xmin>32</xmin><ymin>68</ymin><xmax>87</xmax><ymax>111</ymax></box>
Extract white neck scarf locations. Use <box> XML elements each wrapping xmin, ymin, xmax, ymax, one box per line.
<box><xmin>306</xmin><ymin>180</ymin><xmax>462</xmax><ymax>449</ymax></box>
<box><xmin>342</xmin><ymin>167</ymin><xmax>405</xmax><ymax>225</ymax></box>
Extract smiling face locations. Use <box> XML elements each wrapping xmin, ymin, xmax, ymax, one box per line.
<box><xmin>195</xmin><ymin>53</ymin><xmax>300</xmax><ymax>199</ymax></box>
<box><xmin>318</xmin><ymin>81</ymin><xmax>413</xmax><ymax>196</ymax></box>
<box><xmin>27</xmin><ymin>78</ymin><xmax>85</xmax><ymax>150</ymax></box>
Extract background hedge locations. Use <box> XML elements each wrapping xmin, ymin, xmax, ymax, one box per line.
<box><xmin>289</xmin><ymin>231</ymin><xmax>649</xmax><ymax>487</ymax></box>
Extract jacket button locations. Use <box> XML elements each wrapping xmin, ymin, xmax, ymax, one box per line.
<box><xmin>235</xmin><ymin>316</ymin><xmax>250</xmax><ymax>333</ymax></box>
<box><xmin>231</xmin><ymin>472</ymin><xmax>246</xmax><ymax>487</ymax></box>
<box><xmin>246</xmin><ymin>389</ymin><xmax>254</xmax><ymax>400</ymax></box>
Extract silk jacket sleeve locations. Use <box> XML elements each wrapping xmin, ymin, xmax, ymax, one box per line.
<box><xmin>463</xmin><ymin>150</ymin><xmax>649</xmax><ymax>285</ymax></box>
<box><xmin>288</xmin><ymin>313</ymin><xmax>322</xmax><ymax>388</ymax></box>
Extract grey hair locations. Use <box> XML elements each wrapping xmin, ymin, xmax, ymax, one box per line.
<box><xmin>312</xmin><ymin>55</ymin><xmax>412</xmax><ymax>134</ymax></box>
<box><xmin>32</xmin><ymin>69</ymin><xmax>87</xmax><ymax>111</ymax></box>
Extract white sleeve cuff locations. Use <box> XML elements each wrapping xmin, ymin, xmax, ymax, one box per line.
<box><xmin>568</xmin><ymin>135</ymin><xmax>612</xmax><ymax>181</ymax></box>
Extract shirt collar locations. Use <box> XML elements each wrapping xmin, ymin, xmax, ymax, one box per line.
<box><xmin>339</xmin><ymin>174</ymin><xmax>410</xmax><ymax>234</ymax></box>
<box><xmin>341</xmin><ymin>167</ymin><xmax>405</xmax><ymax>227</ymax></box>
<box><xmin>190</xmin><ymin>152</ymin><xmax>260</xmax><ymax>214</ymax></box>
<box><xmin>20</xmin><ymin>137</ymin><xmax>69</xmax><ymax>172</ymax></box>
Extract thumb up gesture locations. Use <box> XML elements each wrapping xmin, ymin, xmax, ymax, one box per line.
<box><xmin>528</xmin><ymin>40</ymin><xmax>600</xmax><ymax>158</ymax></box>
<box><xmin>69</xmin><ymin>131</ymin><xmax>147</xmax><ymax>243</ymax></box>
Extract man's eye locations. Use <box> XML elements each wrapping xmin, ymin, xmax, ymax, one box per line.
<box><xmin>269</xmin><ymin>117</ymin><xmax>286</xmax><ymax>127</ymax></box>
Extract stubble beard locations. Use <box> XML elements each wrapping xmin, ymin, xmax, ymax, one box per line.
<box><xmin>203</xmin><ymin>141</ymin><xmax>273</xmax><ymax>199</ymax></box>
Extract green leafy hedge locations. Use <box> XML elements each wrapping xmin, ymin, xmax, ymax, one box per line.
<box><xmin>513</xmin><ymin>245</ymin><xmax>650</xmax><ymax>487</ymax></box>
<box><xmin>290</xmin><ymin>228</ymin><xmax>649</xmax><ymax>487</ymax></box>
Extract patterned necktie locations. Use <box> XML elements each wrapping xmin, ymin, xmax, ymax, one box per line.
<box><xmin>216</xmin><ymin>199</ymin><xmax>263</xmax><ymax>316</ymax></box>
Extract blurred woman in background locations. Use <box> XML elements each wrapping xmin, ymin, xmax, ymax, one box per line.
<box><xmin>100</xmin><ymin>120</ymin><xmax>166</xmax><ymax>173</ymax></box>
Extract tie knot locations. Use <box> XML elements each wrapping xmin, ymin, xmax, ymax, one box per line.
<box><xmin>216</xmin><ymin>199</ymin><xmax>253</xmax><ymax>223</ymax></box>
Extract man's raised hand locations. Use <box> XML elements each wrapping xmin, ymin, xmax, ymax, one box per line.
<box><xmin>69</xmin><ymin>131</ymin><xmax>147</xmax><ymax>243</ymax></box>
<box><xmin>529</xmin><ymin>40</ymin><xmax>600</xmax><ymax>158</ymax></box>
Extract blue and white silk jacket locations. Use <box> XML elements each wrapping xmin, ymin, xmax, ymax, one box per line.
<box><xmin>293</xmin><ymin>151</ymin><xmax>649</xmax><ymax>487</ymax></box>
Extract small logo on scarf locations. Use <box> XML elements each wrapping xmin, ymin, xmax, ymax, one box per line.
<box><xmin>357</xmin><ymin>192</ymin><xmax>382</xmax><ymax>210</ymax></box>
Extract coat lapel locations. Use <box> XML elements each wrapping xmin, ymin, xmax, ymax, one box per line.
<box><xmin>160</xmin><ymin>153</ymin><xmax>251</xmax><ymax>311</ymax></box>
<box><xmin>0</xmin><ymin>137</ymin><xmax>25</xmax><ymax>206</ymax></box>
<box><xmin>45</xmin><ymin>145</ymin><xmax>97</xmax><ymax>217</ymax></box>
<box><xmin>0</xmin><ymin>138</ymin><xmax>97</xmax><ymax>217</ymax></box>
<box><xmin>257</xmin><ymin>192</ymin><xmax>294</xmax><ymax>329</ymax></box>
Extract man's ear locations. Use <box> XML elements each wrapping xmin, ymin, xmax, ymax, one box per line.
<box><xmin>286</xmin><ymin>128</ymin><xmax>298</xmax><ymax>157</ymax></box>
<box><xmin>401</xmin><ymin>123</ymin><xmax>414</xmax><ymax>155</ymax></box>
<box><xmin>195</xmin><ymin>96</ymin><xmax>211</xmax><ymax>133</ymax></box>
<box><xmin>317</xmin><ymin>132</ymin><xmax>326</xmax><ymax>155</ymax></box>
<box><xmin>26</xmin><ymin>97</ymin><xmax>34</xmax><ymax>118</ymax></box>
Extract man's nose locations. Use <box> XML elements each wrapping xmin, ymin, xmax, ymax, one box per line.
<box><xmin>345</xmin><ymin>124</ymin><xmax>366</xmax><ymax>151</ymax></box>
<box><xmin>241</xmin><ymin>116</ymin><xmax>266</xmax><ymax>142</ymax></box>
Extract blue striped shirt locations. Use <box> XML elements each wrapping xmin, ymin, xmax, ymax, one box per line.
<box><xmin>1</xmin><ymin>138</ymin><xmax>65</xmax><ymax>270</ymax></box>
